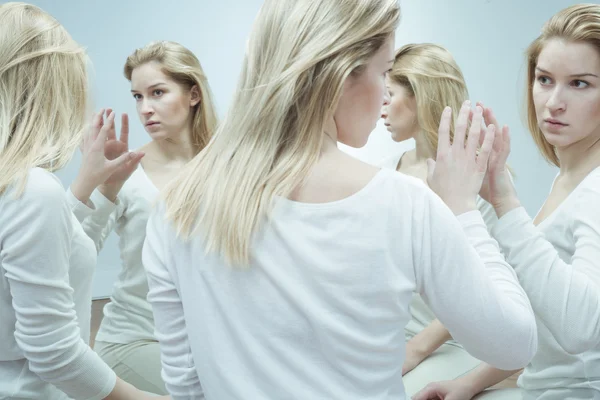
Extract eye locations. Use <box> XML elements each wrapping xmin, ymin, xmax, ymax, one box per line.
<box><xmin>571</xmin><ymin>79</ymin><xmax>589</xmax><ymax>89</ymax></box>
<box><xmin>537</xmin><ymin>75</ymin><xmax>552</xmax><ymax>85</ymax></box>
<box><xmin>153</xmin><ymin>89</ymin><xmax>164</xmax><ymax>96</ymax></box>
<box><xmin>133</xmin><ymin>93</ymin><xmax>142</xmax><ymax>101</ymax></box>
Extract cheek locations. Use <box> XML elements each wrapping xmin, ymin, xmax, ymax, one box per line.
<box><xmin>135</xmin><ymin>103</ymin><xmax>144</xmax><ymax>120</ymax></box>
<box><xmin>366</xmin><ymin>79</ymin><xmax>387</xmax><ymax>126</ymax></box>
<box><xmin>340</xmin><ymin>83</ymin><xmax>366</xmax><ymax>118</ymax></box>
<box><xmin>532</xmin><ymin>85</ymin><xmax>547</xmax><ymax>113</ymax></box>
<box><xmin>577</xmin><ymin>93</ymin><xmax>600</xmax><ymax>128</ymax></box>
<box><xmin>371</xmin><ymin>76</ymin><xmax>386</xmax><ymax>111</ymax></box>
<box><xmin>584</xmin><ymin>92</ymin><xmax>600</xmax><ymax>116</ymax></box>
<box><xmin>174</xmin><ymin>96</ymin><xmax>193</xmax><ymax>118</ymax></box>
<box><xmin>388</xmin><ymin>99</ymin><xmax>402</xmax><ymax>120</ymax></box>
<box><xmin>159</xmin><ymin>96</ymin><xmax>187</xmax><ymax>120</ymax></box>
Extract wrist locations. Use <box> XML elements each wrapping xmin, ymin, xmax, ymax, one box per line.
<box><xmin>493</xmin><ymin>197</ymin><xmax>521</xmax><ymax>218</ymax></box>
<box><xmin>454</xmin><ymin>373</ymin><xmax>482</xmax><ymax>398</ymax></box>
<box><xmin>71</xmin><ymin>174</ymin><xmax>97</xmax><ymax>205</ymax></box>
<box><xmin>449</xmin><ymin>200</ymin><xmax>478</xmax><ymax>216</ymax></box>
<box><xmin>407</xmin><ymin>335</ymin><xmax>434</xmax><ymax>359</ymax></box>
<box><xmin>98</xmin><ymin>182</ymin><xmax>124</xmax><ymax>203</ymax></box>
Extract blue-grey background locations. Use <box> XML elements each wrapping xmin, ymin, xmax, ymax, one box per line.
<box><xmin>25</xmin><ymin>0</ymin><xmax>569</xmax><ymax>297</ymax></box>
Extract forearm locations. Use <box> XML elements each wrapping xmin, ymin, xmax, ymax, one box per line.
<box><xmin>432</xmin><ymin>210</ymin><xmax>537</xmax><ymax>369</ymax></box>
<box><xmin>98</xmin><ymin>182</ymin><xmax>125</xmax><ymax>203</ymax></box>
<box><xmin>104</xmin><ymin>378</ymin><xmax>147</xmax><ymax>400</ymax></box>
<box><xmin>409</xmin><ymin>319</ymin><xmax>452</xmax><ymax>356</ymax></box>
<box><xmin>456</xmin><ymin>363</ymin><xmax>519</xmax><ymax>396</ymax></box>
<box><xmin>492</xmin><ymin>195</ymin><xmax>521</xmax><ymax>219</ymax></box>
<box><xmin>70</xmin><ymin>173</ymin><xmax>97</xmax><ymax>204</ymax></box>
<box><xmin>492</xmin><ymin>205</ymin><xmax>600</xmax><ymax>354</ymax></box>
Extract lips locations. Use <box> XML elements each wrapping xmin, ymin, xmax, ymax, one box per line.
<box><xmin>544</xmin><ymin>118</ymin><xmax>567</xmax><ymax>126</ymax></box>
<box><xmin>146</xmin><ymin>121</ymin><xmax>159</xmax><ymax>127</ymax></box>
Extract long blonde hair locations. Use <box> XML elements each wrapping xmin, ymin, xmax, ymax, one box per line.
<box><xmin>526</xmin><ymin>3</ymin><xmax>600</xmax><ymax>167</ymax></box>
<box><xmin>389</xmin><ymin>43</ymin><xmax>468</xmax><ymax>153</ymax></box>
<box><xmin>164</xmin><ymin>0</ymin><xmax>400</xmax><ymax>265</ymax></box>
<box><xmin>124</xmin><ymin>41</ymin><xmax>217</xmax><ymax>154</ymax></box>
<box><xmin>0</xmin><ymin>2</ymin><xmax>88</xmax><ymax>196</ymax></box>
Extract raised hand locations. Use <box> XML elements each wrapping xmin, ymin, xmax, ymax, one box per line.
<box><xmin>102</xmin><ymin>109</ymin><xmax>144</xmax><ymax>185</ymax></box>
<box><xmin>426</xmin><ymin>101</ymin><xmax>496</xmax><ymax>215</ymax></box>
<box><xmin>476</xmin><ymin>102</ymin><xmax>520</xmax><ymax>217</ymax></box>
<box><xmin>71</xmin><ymin>109</ymin><xmax>144</xmax><ymax>204</ymax></box>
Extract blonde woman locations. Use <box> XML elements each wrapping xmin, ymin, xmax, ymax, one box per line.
<box><xmin>142</xmin><ymin>0</ymin><xmax>537</xmax><ymax>398</ymax></box>
<box><xmin>76</xmin><ymin>41</ymin><xmax>217</xmax><ymax>394</ymax></box>
<box><xmin>380</xmin><ymin>43</ymin><xmax>508</xmax><ymax>396</ymax></box>
<box><xmin>414</xmin><ymin>4</ymin><xmax>600</xmax><ymax>400</ymax></box>
<box><xmin>0</xmin><ymin>3</ymin><xmax>166</xmax><ymax>399</ymax></box>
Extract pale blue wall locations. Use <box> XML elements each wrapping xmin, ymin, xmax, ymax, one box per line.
<box><xmin>27</xmin><ymin>0</ymin><xmax>570</xmax><ymax>296</ymax></box>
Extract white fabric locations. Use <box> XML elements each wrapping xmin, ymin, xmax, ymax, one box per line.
<box><xmin>0</xmin><ymin>168</ymin><xmax>116</xmax><ymax>400</ymax></box>
<box><xmin>142</xmin><ymin>168</ymin><xmax>536</xmax><ymax>400</ymax></box>
<box><xmin>378</xmin><ymin>150</ymin><xmax>498</xmax><ymax>347</ymax></box>
<box><xmin>493</xmin><ymin>167</ymin><xmax>600</xmax><ymax>399</ymax></box>
<box><xmin>79</xmin><ymin>167</ymin><xmax>159</xmax><ymax>345</ymax></box>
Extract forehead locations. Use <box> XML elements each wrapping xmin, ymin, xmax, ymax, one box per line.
<box><xmin>130</xmin><ymin>61</ymin><xmax>170</xmax><ymax>86</ymax></box>
<box><xmin>537</xmin><ymin>39</ymin><xmax>600</xmax><ymax>75</ymax></box>
<box><xmin>385</xmin><ymin>76</ymin><xmax>408</xmax><ymax>93</ymax></box>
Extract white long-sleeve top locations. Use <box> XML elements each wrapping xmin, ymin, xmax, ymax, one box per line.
<box><xmin>0</xmin><ymin>168</ymin><xmax>116</xmax><ymax>400</ymax></box>
<box><xmin>492</xmin><ymin>167</ymin><xmax>600</xmax><ymax>399</ymax></box>
<box><xmin>142</xmin><ymin>168</ymin><xmax>537</xmax><ymax>400</ymax></box>
<box><xmin>379</xmin><ymin>150</ymin><xmax>499</xmax><ymax>348</ymax></box>
<box><xmin>78</xmin><ymin>167</ymin><xmax>159</xmax><ymax>345</ymax></box>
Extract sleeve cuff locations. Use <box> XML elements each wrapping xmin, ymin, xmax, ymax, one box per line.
<box><xmin>88</xmin><ymin>369</ymin><xmax>117</xmax><ymax>400</ymax></box>
<box><xmin>456</xmin><ymin>209</ymin><xmax>487</xmax><ymax>228</ymax></box>
<box><xmin>89</xmin><ymin>188</ymin><xmax>120</xmax><ymax>219</ymax></box>
<box><xmin>492</xmin><ymin>207</ymin><xmax>531</xmax><ymax>240</ymax></box>
<box><xmin>491</xmin><ymin>207</ymin><xmax>536</xmax><ymax>260</ymax></box>
<box><xmin>65</xmin><ymin>188</ymin><xmax>95</xmax><ymax>222</ymax></box>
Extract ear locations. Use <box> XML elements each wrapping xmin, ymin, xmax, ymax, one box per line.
<box><xmin>190</xmin><ymin>85</ymin><xmax>201</xmax><ymax>107</ymax></box>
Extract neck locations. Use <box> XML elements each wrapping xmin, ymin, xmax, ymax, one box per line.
<box><xmin>149</xmin><ymin>127</ymin><xmax>196</xmax><ymax>164</ymax></box>
<box><xmin>413</xmin><ymin>130</ymin><xmax>436</xmax><ymax>162</ymax></box>
<box><xmin>556</xmin><ymin>132</ymin><xmax>600</xmax><ymax>178</ymax></box>
<box><xmin>322</xmin><ymin>116</ymin><xmax>339</xmax><ymax>153</ymax></box>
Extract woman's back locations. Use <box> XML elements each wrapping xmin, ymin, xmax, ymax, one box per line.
<box><xmin>144</xmin><ymin>167</ymin><xmax>536</xmax><ymax>399</ymax></box>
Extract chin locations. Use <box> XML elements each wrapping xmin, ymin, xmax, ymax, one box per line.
<box><xmin>337</xmin><ymin>125</ymin><xmax>372</xmax><ymax>148</ymax></box>
<box><xmin>146</xmin><ymin>130</ymin><xmax>168</xmax><ymax>141</ymax></box>
<box><xmin>338</xmin><ymin>134</ymin><xmax>369</xmax><ymax>149</ymax></box>
<box><xmin>542</xmin><ymin>131</ymin><xmax>570</xmax><ymax>148</ymax></box>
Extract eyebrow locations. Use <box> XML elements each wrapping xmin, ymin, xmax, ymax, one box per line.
<box><xmin>130</xmin><ymin>82</ymin><xmax>167</xmax><ymax>92</ymax></box>
<box><xmin>536</xmin><ymin>67</ymin><xmax>598</xmax><ymax>78</ymax></box>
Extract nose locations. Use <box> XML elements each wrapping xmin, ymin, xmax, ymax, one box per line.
<box><xmin>140</xmin><ymin>98</ymin><xmax>154</xmax><ymax>116</ymax></box>
<box><xmin>383</xmin><ymin>90</ymin><xmax>391</xmax><ymax>107</ymax></box>
<box><xmin>381</xmin><ymin>105</ymin><xmax>388</xmax><ymax>119</ymax></box>
<box><xmin>546</xmin><ymin>86</ymin><xmax>566</xmax><ymax>113</ymax></box>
